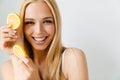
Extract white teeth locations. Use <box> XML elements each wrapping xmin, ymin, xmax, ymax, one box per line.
<box><xmin>34</xmin><ymin>37</ymin><xmax>46</xmax><ymax>42</ymax></box>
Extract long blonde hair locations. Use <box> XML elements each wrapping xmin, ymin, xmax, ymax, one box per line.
<box><xmin>19</xmin><ymin>0</ymin><xmax>65</xmax><ymax>80</ymax></box>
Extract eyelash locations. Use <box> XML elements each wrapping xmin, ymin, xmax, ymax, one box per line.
<box><xmin>24</xmin><ymin>20</ymin><xmax>53</xmax><ymax>25</ymax></box>
<box><xmin>24</xmin><ymin>22</ymin><xmax>34</xmax><ymax>25</ymax></box>
<box><xmin>43</xmin><ymin>20</ymin><xmax>53</xmax><ymax>24</ymax></box>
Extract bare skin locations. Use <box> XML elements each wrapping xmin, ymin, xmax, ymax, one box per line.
<box><xmin>1</xmin><ymin>48</ymin><xmax>88</xmax><ymax>80</ymax></box>
<box><xmin>0</xmin><ymin>1</ymin><xmax>88</xmax><ymax>80</ymax></box>
<box><xmin>63</xmin><ymin>48</ymin><xmax>88</xmax><ymax>80</ymax></box>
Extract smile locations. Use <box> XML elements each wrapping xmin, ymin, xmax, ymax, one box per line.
<box><xmin>32</xmin><ymin>36</ymin><xmax>48</xmax><ymax>42</ymax></box>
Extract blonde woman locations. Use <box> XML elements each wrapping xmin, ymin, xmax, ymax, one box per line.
<box><xmin>0</xmin><ymin>0</ymin><xmax>88</xmax><ymax>80</ymax></box>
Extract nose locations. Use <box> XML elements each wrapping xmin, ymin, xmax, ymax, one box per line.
<box><xmin>34</xmin><ymin>22</ymin><xmax>44</xmax><ymax>34</ymax></box>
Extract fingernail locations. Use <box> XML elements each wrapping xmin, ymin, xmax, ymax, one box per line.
<box><xmin>12</xmin><ymin>31</ymin><xmax>17</xmax><ymax>35</ymax></box>
<box><xmin>14</xmin><ymin>35</ymin><xmax>18</xmax><ymax>38</ymax></box>
<box><xmin>13</xmin><ymin>30</ymin><xmax>17</xmax><ymax>33</ymax></box>
<box><xmin>12</xmin><ymin>32</ymin><xmax>15</xmax><ymax>36</ymax></box>
<box><xmin>8</xmin><ymin>24</ymin><xmax>11</xmax><ymax>27</ymax></box>
<box><xmin>22</xmin><ymin>58</ymin><xmax>29</xmax><ymax>63</ymax></box>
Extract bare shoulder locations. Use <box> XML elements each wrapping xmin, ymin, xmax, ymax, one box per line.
<box><xmin>63</xmin><ymin>47</ymin><xmax>88</xmax><ymax>80</ymax></box>
<box><xmin>64</xmin><ymin>47</ymin><xmax>86</xmax><ymax>60</ymax></box>
<box><xmin>1</xmin><ymin>59</ymin><xmax>14</xmax><ymax>80</ymax></box>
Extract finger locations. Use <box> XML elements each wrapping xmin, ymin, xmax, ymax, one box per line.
<box><xmin>0</xmin><ymin>25</ymin><xmax>16</xmax><ymax>34</ymax></box>
<box><xmin>2</xmin><ymin>33</ymin><xmax>18</xmax><ymax>39</ymax></box>
<box><xmin>0</xmin><ymin>27</ymin><xmax>17</xmax><ymax>38</ymax></box>
<box><xmin>0</xmin><ymin>29</ymin><xmax>17</xmax><ymax>40</ymax></box>
<box><xmin>0</xmin><ymin>37</ymin><xmax>16</xmax><ymax>49</ymax></box>
<box><xmin>3</xmin><ymin>37</ymin><xmax>16</xmax><ymax>42</ymax></box>
<box><xmin>21</xmin><ymin>57</ymin><xmax>35</xmax><ymax>70</ymax></box>
<box><xmin>18</xmin><ymin>59</ymin><xmax>29</xmax><ymax>70</ymax></box>
<box><xmin>1</xmin><ymin>28</ymin><xmax>12</xmax><ymax>33</ymax></box>
<box><xmin>0</xmin><ymin>25</ymin><xmax>12</xmax><ymax>31</ymax></box>
<box><xmin>11</xmin><ymin>55</ymin><xmax>28</xmax><ymax>70</ymax></box>
<box><xmin>2</xmin><ymin>30</ymin><xmax>17</xmax><ymax>36</ymax></box>
<box><xmin>11</xmin><ymin>55</ymin><xmax>30</xmax><ymax>78</ymax></box>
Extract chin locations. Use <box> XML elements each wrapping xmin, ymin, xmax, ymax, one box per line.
<box><xmin>32</xmin><ymin>45</ymin><xmax>49</xmax><ymax>51</ymax></box>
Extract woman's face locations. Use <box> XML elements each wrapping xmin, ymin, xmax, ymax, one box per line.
<box><xmin>24</xmin><ymin>1</ymin><xmax>55</xmax><ymax>51</ymax></box>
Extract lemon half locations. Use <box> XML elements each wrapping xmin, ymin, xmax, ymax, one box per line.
<box><xmin>7</xmin><ymin>13</ymin><xmax>21</xmax><ymax>29</ymax></box>
<box><xmin>13</xmin><ymin>44</ymin><xmax>27</xmax><ymax>58</ymax></box>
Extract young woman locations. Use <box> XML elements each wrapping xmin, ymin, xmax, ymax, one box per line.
<box><xmin>0</xmin><ymin>0</ymin><xmax>88</xmax><ymax>80</ymax></box>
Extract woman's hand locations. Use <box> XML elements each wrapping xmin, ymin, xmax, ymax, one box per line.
<box><xmin>0</xmin><ymin>25</ymin><xmax>17</xmax><ymax>55</ymax></box>
<box><xmin>11</xmin><ymin>55</ymin><xmax>40</xmax><ymax>80</ymax></box>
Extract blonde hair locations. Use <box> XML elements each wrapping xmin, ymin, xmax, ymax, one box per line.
<box><xmin>19</xmin><ymin>0</ymin><xmax>65</xmax><ymax>80</ymax></box>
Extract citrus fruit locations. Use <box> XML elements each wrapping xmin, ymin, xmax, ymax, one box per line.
<box><xmin>13</xmin><ymin>44</ymin><xmax>27</xmax><ymax>58</ymax></box>
<box><xmin>7</xmin><ymin>13</ymin><xmax>21</xmax><ymax>29</ymax></box>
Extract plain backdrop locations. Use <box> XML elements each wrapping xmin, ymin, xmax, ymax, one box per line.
<box><xmin>0</xmin><ymin>0</ymin><xmax>120</xmax><ymax>80</ymax></box>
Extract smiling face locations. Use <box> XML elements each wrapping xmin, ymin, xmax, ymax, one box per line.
<box><xmin>24</xmin><ymin>1</ymin><xmax>55</xmax><ymax>51</ymax></box>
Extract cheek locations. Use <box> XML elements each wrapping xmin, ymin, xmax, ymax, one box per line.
<box><xmin>23</xmin><ymin>26</ymin><xmax>31</xmax><ymax>37</ymax></box>
<box><xmin>46</xmin><ymin>26</ymin><xmax>55</xmax><ymax>36</ymax></box>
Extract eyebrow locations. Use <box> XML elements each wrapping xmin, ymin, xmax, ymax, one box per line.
<box><xmin>25</xmin><ymin>18</ymin><xmax>34</xmax><ymax>21</ymax></box>
<box><xmin>43</xmin><ymin>17</ymin><xmax>54</xmax><ymax>20</ymax></box>
<box><xmin>25</xmin><ymin>17</ymin><xmax>54</xmax><ymax>21</ymax></box>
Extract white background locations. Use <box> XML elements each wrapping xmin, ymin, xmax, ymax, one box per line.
<box><xmin>0</xmin><ymin>0</ymin><xmax>120</xmax><ymax>80</ymax></box>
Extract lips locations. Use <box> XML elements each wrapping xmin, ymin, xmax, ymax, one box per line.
<box><xmin>32</xmin><ymin>36</ymin><xmax>48</xmax><ymax>43</ymax></box>
<box><xmin>33</xmin><ymin>37</ymin><xmax>47</xmax><ymax>42</ymax></box>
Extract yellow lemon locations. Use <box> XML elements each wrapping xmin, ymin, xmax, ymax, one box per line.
<box><xmin>7</xmin><ymin>13</ymin><xmax>21</xmax><ymax>29</ymax></box>
<box><xmin>13</xmin><ymin>44</ymin><xmax>27</xmax><ymax>58</ymax></box>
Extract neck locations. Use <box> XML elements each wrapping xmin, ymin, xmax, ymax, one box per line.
<box><xmin>33</xmin><ymin>49</ymin><xmax>49</xmax><ymax>79</ymax></box>
<box><xmin>33</xmin><ymin>49</ymin><xmax>48</xmax><ymax>65</ymax></box>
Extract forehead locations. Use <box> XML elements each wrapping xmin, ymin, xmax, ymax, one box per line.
<box><xmin>25</xmin><ymin>1</ymin><xmax>53</xmax><ymax>18</ymax></box>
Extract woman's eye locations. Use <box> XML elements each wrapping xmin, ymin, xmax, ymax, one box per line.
<box><xmin>24</xmin><ymin>21</ymin><xmax>34</xmax><ymax>25</ymax></box>
<box><xmin>43</xmin><ymin>20</ymin><xmax>53</xmax><ymax>24</ymax></box>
